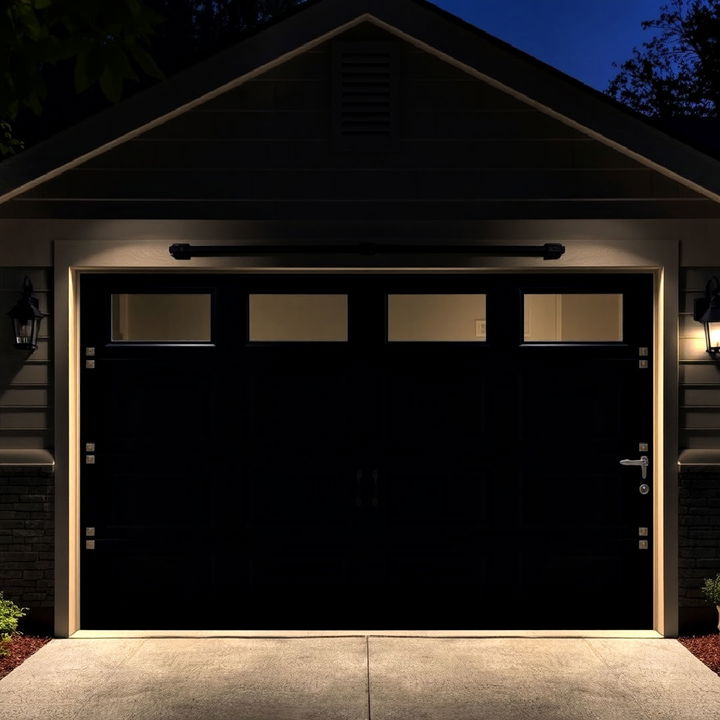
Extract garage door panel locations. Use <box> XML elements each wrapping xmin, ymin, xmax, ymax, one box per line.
<box><xmin>378</xmin><ymin>459</ymin><xmax>518</xmax><ymax>527</ymax></box>
<box><xmin>81</xmin><ymin>546</ymin><xmax>213</xmax><ymax>628</ymax></box>
<box><xmin>520</xmin><ymin>469</ymin><xmax>626</xmax><ymax>527</ymax></box>
<box><xmin>243</xmin><ymin>464</ymin><xmax>356</xmax><ymax>521</ymax></box>
<box><xmin>247</xmin><ymin>548</ymin><xmax>355</xmax><ymax>585</ymax></box>
<box><xmin>96</xmin><ymin>470</ymin><xmax>214</xmax><ymax>527</ymax></box>
<box><xmin>246</xmin><ymin>370</ymin><xmax>355</xmax><ymax>450</ymax></box>
<box><xmin>521</xmin><ymin>537</ymin><xmax>649</xmax><ymax>591</ymax></box>
<box><xmin>379</xmin><ymin>464</ymin><xmax>488</xmax><ymax>521</ymax></box>
<box><xmin>80</xmin><ymin>273</ymin><xmax>653</xmax><ymax>630</ymax></box>
<box><xmin>103</xmin><ymin>363</ymin><xmax>217</xmax><ymax>442</ymax></box>
<box><xmin>383</xmin><ymin>372</ymin><xmax>489</xmax><ymax>450</ymax></box>
<box><xmin>378</xmin><ymin>536</ymin><xmax>515</xmax><ymax>583</ymax></box>
<box><xmin>520</xmin><ymin>363</ymin><xmax>630</xmax><ymax>440</ymax></box>
<box><xmin>383</xmin><ymin>552</ymin><xmax>488</xmax><ymax>585</ymax></box>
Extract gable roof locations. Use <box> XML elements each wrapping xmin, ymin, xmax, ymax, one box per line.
<box><xmin>2</xmin><ymin>0</ymin><xmax>720</xmax><ymax>207</ymax></box>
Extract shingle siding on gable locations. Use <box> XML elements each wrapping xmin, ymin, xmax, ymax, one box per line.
<box><xmin>1</xmin><ymin>23</ymin><xmax>714</xmax><ymax>221</ymax></box>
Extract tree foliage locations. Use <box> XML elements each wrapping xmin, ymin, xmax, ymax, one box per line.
<box><xmin>141</xmin><ymin>1</ymin><xmax>307</xmax><ymax>74</ymax></box>
<box><xmin>608</xmin><ymin>0</ymin><xmax>720</xmax><ymax>117</ymax></box>
<box><xmin>1</xmin><ymin>0</ymin><xmax>307</xmax><ymax>155</ymax></box>
<box><xmin>0</xmin><ymin>591</ymin><xmax>26</xmax><ymax>657</ymax></box>
<box><xmin>0</xmin><ymin>0</ymin><xmax>164</xmax><ymax>153</ymax></box>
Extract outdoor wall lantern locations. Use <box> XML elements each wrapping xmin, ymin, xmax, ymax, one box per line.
<box><xmin>694</xmin><ymin>276</ymin><xmax>720</xmax><ymax>361</ymax></box>
<box><xmin>8</xmin><ymin>277</ymin><xmax>47</xmax><ymax>352</ymax></box>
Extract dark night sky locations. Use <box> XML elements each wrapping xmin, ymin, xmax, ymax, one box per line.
<box><xmin>430</xmin><ymin>0</ymin><xmax>668</xmax><ymax>90</ymax></box>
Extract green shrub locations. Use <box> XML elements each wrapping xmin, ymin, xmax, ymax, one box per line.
<box><xmin>701</xmin><ymin>573</ymin><xmax>720</xmax><ymax>606</ymax></box>
<box><xmin>0</xmin><ymin>592</ymin><xmax>27</xmax><ymax>657</ymax></box>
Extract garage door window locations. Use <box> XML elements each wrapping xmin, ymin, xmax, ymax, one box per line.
<box><xmin>524</xmin><ymin>294</ymin><xmax>623</xmax><ymax>342</ymax></box>
<box><xmin>388</xmin><ymin>294</ymin><xmax>487</xmax><ymax>342</ymax></box>
<box><xmin>111</xmin><ymin>293</ymin><xmax>212</xmax><ymax>342</ymax></box>
<box><xmin>249</xmin><ymin>294</ymin><xmax>348</xmax><ymax>342</ymax></box>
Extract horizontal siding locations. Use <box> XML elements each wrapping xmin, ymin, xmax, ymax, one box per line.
<box><xmin>0</xmin><ymin>362</ymin><xmax>50</xmax><ymax>386</ymax></box>
<box><xmin>0</xmin><ymin>386</ymin><xmax>48</xmax><ymax>406</ymax></box>
<box><xmin>198</xmin><ymin>79</ymin><xmax>331</xmax><ymax>112</ymax></box>
<box><xmin>4</xmin><ymin>199</ymin><xmax>717</xmax><ymax>221</ymax></box>
<box><xmin>141</xmin><ymin>110</ymin><xmax>331</xmax><ymax>140</ymax></box>
<box><xmin>679</xmin><ymin>267</ymin><xmax>720</xmax><ymax>452</ymax></box>
<box><xmin>0</xmin><ymin>341</ymin><xmax>49</xmax><ymax>363</ymax></box>
<box><xmin>679</xmin><ymin>313</ymin><xmax>699</xmax><ymax>336</ymax></box>
<box><xmin>79</xmin><ymin>138</ymin><xmax>645</xmax><ymax>171</ymax></box>
<box><xmin>0</xmin><ymin>268</ymin><xmax>50</xmax><ymax>290</ymax></box>
<box><xmin>679</xmin><ymin>337</ymin><xmax>707</xmax><ymax>362</ymax></box>
<box><xmin>682</xmin><ymin>386</ymin><xmax>720</xmax><ymax>406</ymax></box>
<box><xmin>0</xmin><ymin>435</ymin><xmax>48</xmax><ymax>450</ymax></box>
<box><xmin>134</xmin><ymin>109</ymin><xmax>584</xmax><ymax>141</ymax></box>
<box><xmin>198</xmin><ymin>77</ymin><xmax>529</xmax><ymax>113</ymax></box>
<box><xmin>0</xmin><ymin>409</ymin><xmax>47</xmax><ymax>430</ymax></box>
<box><xmin>0</xmin><ymin>268</ymin><xmax>52</xmax><ymax>451</ymax></box>
<box><xmin>679</xmin><ymin>434</ymin><xmax>720</xmax><ymax>450</ymax></box>
<box><xmin>681</xmin><ymin>409</ymin><xmax>720</xmax><ymax>429</ymax></box>
<box><xmin>21</xmin><ymin>169</ymin><xmax>698</xmax><ymax>202</ymax></box>
<box><xmin>0</xmin><ymin>288</ymin><xmax>50</xmax><ymax>314</ymax></box>
<box><xmin>2</xmin><ymin>23</ymin><xmax>712</xmax><ymax>220</ymax></box>
<box><xmin>681</xmin><ymin>269</ymin><xmax>720</xmax><ymax>291</ymax></box>
<box><xmin>679</xmin><ymin>364</ymin><xmax>720</xmax><ymax>384</ymax></box>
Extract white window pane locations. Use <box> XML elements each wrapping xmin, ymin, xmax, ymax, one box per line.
<box><xmin>112</xmin><ymin>294</ymin><xmax>211</xmax><ymax>342</ymax></box>
<box><xmin>524</xmin><ymin>294</ymin><xmax>623</xmax><ymax>342</ymax></box>
<box><xmin>388</xmin><ymin>294</ymin><xmax>487</xmax><ymax>342</ymax></box>
<box><xmin>250</xmin><ymin>294</ymin><xmax>348</xmax><ymax>342</ymax></box>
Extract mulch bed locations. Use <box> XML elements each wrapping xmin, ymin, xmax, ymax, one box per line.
<box><xmin>679</xmin><ymin>634</ymin><xmax>720</xmax><ymax>676</ymax></box>
<box><xmin>0</xmin><ymin>635</ymin><xmax>51</xmax><ymax>681</ymax></box>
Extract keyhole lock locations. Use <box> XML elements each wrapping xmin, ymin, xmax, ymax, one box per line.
<box><xmin>639</xmin><ymin>483</ymin><xmax>650</xmax><ymax>496</ymax></box>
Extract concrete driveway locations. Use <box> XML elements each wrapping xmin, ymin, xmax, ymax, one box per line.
<box><xmin>1</xmin><ymin>637</ymin><xmax>719</xmax><ymax>719</ymax></box>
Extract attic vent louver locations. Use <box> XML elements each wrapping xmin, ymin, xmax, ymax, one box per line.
<box><xmin>333</xmin><ymin>42</ymin><xmax>398</xmax><ymax>152</ymax></box>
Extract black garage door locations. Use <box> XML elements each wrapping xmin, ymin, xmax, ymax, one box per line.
<box><xmin>80</xmin><ymin>273</ymin><xmax>653</xmax><ymax>629</ymax></box>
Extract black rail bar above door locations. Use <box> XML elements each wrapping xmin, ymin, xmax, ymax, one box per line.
<box><xmin>169</xmin><ymin>243</ymin><xmax>566</xmax><ymax>261</ymax></box>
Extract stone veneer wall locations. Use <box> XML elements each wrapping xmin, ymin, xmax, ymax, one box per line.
<box><xmin>0</xmin><ymin>463</ymin><xmax>54</xmax><ymax>633</ymax></box>
<box><xmin>679</xmin><ymin>464</ymin><xmax>720</xmax><ymax>632</ymax></box>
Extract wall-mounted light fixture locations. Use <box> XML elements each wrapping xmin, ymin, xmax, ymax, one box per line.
<box><xmin>8</xmin><ymin>277</ymin><xmax>47</xmax><ymax>352</ymax></box>
<box><xmin>694</xmin><ymin>276</ymin><xmax>720</xmax><ymax>361</ymax></box>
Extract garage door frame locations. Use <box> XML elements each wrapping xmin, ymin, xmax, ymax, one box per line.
<box><xmin>53</xmin><ymin>229</ymin><xmax>678</xmax><ymax>637</ymax></box>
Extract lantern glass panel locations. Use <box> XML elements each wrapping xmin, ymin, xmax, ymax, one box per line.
<box><xmin>707</xmin><ymin>321</ymin><xmax>720</xmax><ymax>352</ymax></box>
<box><xmin>12</xmin><ymin>316</ymin><xmax>39</xmax><ymax>349</ymax></box>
